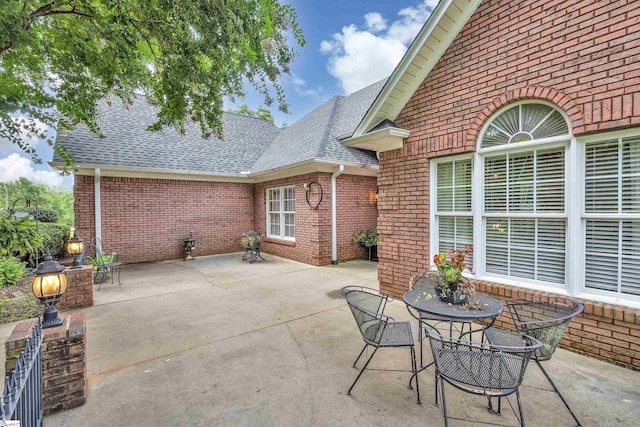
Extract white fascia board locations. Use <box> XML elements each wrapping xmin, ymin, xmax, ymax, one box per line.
<box><xmin>343</xmin><ymin>127</ymin><xmax>410</xmax><ymax>153</ymax></box>
<box><xmin>52</xmin><ymin>159</ymin><xmax>378</xmax><ymax>184</ymax></box>
<box><xmin>352</xmin><ymin>0</ymin><xmax>482</xmax><ymax>137</ymax></box>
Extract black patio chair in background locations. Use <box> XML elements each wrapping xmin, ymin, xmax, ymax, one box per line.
<box><xmin>425</xmin><ymin>325</ymin><xmax>542</xmax><ymax>427</ymax></box>
<box><xmin>341</xmin><ymin>286</ymin><xmax>420</xmax><ymax>404</ymax></box>
<box><xmin>86</xmin><ymin>243</ymin><xmax>122</xmax><ymax>290</ymax></box>
<box><xmin>484</xmin><ymin>296</ymin><xmax>585</xmax><ymax>426</ymax></box>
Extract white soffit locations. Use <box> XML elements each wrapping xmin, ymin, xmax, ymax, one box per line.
<box><xmin>343</xmin><ymin>127</ymin><xmax>410</xmax><ymax>153</ymax></box>
<box><xmin>353</xmin><ymin>0</ymin><xmax>482</xmax><ymax>137</ymax></box>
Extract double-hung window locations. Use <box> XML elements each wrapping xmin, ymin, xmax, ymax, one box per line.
<box><xmin>584</xmin><ymin>137</ymin><xmax>640</xmax><ymax>297</ymax></box>
<box><xmin>266</xmin><ymin>186</ymin><xmax>295</xmax><ymax>240</ymax></box>
<box><xmin>433</xmin><ymin>157</ymin><xmax>473</xmax><ymax>269</ymax></box>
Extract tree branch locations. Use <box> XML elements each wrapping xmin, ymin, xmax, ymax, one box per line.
<box><xmin>129</xmin><ymin>19</ymin><xmax>158</xmax><ymax>62</ymax></box>
<box><xmin>32</xmin><ymin>6</ymin><xmax>92</xmax><ymax>19</ymax></box>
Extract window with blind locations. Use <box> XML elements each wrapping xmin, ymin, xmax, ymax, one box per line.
<box><xmin>435</xmin><ymin>158</ymin><xmax>473</xmax><ymax>268</ymax></box>
<box><xmin>584</xmin><ymin>137</ymin><xmax>640</xmax><ymax>296</ymax></box>
<box><xmin>483</xmin><ymin>148</ymin><xmax>566</xmax><ymax>284</ymax></box>
<box><xmin>266</xmin><ymin>186</ymin><xmax>295</xmax><ymax>240</ymax></box>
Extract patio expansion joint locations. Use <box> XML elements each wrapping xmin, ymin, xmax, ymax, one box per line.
<box><xmin>89</xmin><ymin>302</ymin><xmax>351</xmax><ymax>381</ymax></box>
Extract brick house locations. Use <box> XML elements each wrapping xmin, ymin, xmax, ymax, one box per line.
<box><xmin>51</xmin><ymin>81</ymin><xmax>384</xmax><ymax>266</ymax></box>
<box><xmin>344</xmin><ymin>0</ymin><xmax>640</xmax><ymax>368</ymax></box>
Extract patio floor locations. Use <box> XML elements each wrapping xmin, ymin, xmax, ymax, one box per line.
<box><xmin>7</xmin><ymin>253</ymin><xmax>638</xmax><ymax>426</ymax></box>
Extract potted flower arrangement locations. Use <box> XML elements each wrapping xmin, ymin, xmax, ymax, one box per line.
<box><xmin>183</xmin><ymin>231</ymin><xmax>196</xmax><ymax>261</ymax></box>
<box><xmin>352</xmin><ymin>227</ymin><xmax>379</xmax><ymax>261</ymax></box>
<box><xmin>432</xmin><ymin>246</ymin><xmax>480</xmax><ymax>308</ymax></box>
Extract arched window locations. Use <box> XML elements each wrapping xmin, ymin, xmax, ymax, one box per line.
<box><xmin>478</xmin><ymin>102</ymin><xmax>570</xmax><ymax>285</ymax></box>
<box><xmin>480</xmin><ymin>103</ymin><xmax>569</xmax><ymax>149</ymax></box>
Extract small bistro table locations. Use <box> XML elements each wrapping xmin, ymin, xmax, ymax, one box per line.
<box><xmin>402</xmin><ymin>287</ymin><xmax>504</xmax><ymax>389</ymax></box>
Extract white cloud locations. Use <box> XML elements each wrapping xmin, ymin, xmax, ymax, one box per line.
<box><xmin>320</xmin><ymin>0</ymin><xmax>438</xmax><ymax>94</ymax></box>
<box><xmin>364</xmin><ymin>12</ymin><xmax>387</xmax><ymax>32</ymax></box>
<box><xmin>291</xmin><ymin>75</ymin><xmax>322</xmax><ymax>98</ymax></box>
<box><xmin>0</xmin><ymin>153</ymin><xmax>63</xmax><ymax>186</ymax></box>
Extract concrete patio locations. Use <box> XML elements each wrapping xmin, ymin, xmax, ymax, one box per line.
<box><xmin>4</xmin><ymin>253</ymin><xmax>638</xmax><ymax>426</ymax></box>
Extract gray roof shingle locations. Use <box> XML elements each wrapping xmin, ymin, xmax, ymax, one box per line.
<box><xmin>54</xmin><ymin>78</ymin><xmax>386</xmax><ymax>176</ymax></box>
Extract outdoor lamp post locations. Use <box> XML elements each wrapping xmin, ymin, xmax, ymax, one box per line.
<box><xmin>32</xmin><ymin>249</ymin><xmax>68</xmax><ymax>329</ymax></box>
<box><xmin>66</xmin><ymin>231</ymin><xmax>85</xmax><ymax>268</ymax></box>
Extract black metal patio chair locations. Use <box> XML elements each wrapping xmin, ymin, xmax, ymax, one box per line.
<box><xmin>484</xmin><ymin>296</ymin><xmax>585</xmax><ymax>426</ymax></box>
<box><xmin>86</xmin><ymin>243</ymin><xmax>122</xmax><ymax>290</ymax></box>
<box><xmin>341</xmin><ymin>286</ymin><xmax>420</xmax><ymax>404</ymax></box>
<box><xmin>425</xmin><ymin>325</ymin><xmax>542</xmax><ymax>427</ymax></box>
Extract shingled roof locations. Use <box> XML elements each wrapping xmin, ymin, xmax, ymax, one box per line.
<box><xmin>53</xmin><ymin>78</ymin><xmax>386</xmax><ymax>177</ymax></box>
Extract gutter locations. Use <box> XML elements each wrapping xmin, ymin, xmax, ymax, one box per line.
<box><xmin>331</xmin><ymin>165</ymin><xmax>344</xmax><ymax>265</ymax></box>
<box><xmin>95</xmin><ymin>168</ymin><xmax>102</xmax><ymax>250</ymax></box>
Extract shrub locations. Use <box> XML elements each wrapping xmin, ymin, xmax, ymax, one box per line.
<box><xmin>25</xmin><ymin>207</ymin><xmax>59</xmax><ymax>223</ymax></box>
<box><xmin>39</xmin><ymin>223</ymin><xmax>72</xmax><ymax>259</ymax></box>
<box><xmin>352</xmin><ymin>227</ymin><xmax>379</xmax><ymax>247</ymax></box>
<box><xmin>0</xmin><ymin>257</ymin><xmax>27</xmax><ymax>287</ymax></box>
<box><xmin>0</xmin><ymin>216</ymin><xmax>44</xmax><ymax>258</ymax></box>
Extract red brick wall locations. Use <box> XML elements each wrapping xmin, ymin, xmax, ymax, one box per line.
<box><xmin>472</xmin><ymin>281</ymin><xmax>640</xmax><ymax>371</ymax></box>
<box><xmin>337</xmin><ymin>174</ymin><xmax>378</xmax><ymax>262</ymax></box>
<box><xmin>59</xmin><ymin>266</ymin><xmax>94</xmax><ymax>311</ymax></box>
<box><xmin>74</xmin><ymin>173</ymin><xmax>377</xmax><ymax>266</ymax></box>
<box><xmin>74</xmin><ymin>175</ymin><xmax>255</xmax><ymax>263</ymax></box>
<box><xmin>378</xmin><ymin>0</ymin><xmax>640</xmax><ymax>297</ymax></box>
<box><xmin>74</xmin><ymin>175</ymin><xmax>95</xmax><ymax>248</ymax></box>
<box><xmin>6</xmin><ymin>313</ymin><xmax>88</xmax><ymax>415</ymax></box>
<box><xmin>254</xmin><ymin>173</ymin><xmax>378</xmax><ymax>266</ymax></box>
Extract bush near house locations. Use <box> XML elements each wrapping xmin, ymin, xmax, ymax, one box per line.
<box><xmin>0</xmin><ymin>216</ymin><xmax>44</xmax><ymax>260</ymax></box>
<box><xmin>0</xmin><ymin>257</ymin><xmax>26</xmax><ymax>287</ymax></box>
<box><xmin>25</xmin><ymin>207</ymin><xmax>59</xmax><ymax>223</ymax></box>
<box><xmin>39</xmin><ymin>223</ymin><xmax>72</xmax><ymax>260</ymax></box>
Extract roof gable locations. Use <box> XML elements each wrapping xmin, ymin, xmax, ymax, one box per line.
<box><xmin>352</xmin><ymin>0</ymin><xmax>482</xmax><ymax>137</ymax></box>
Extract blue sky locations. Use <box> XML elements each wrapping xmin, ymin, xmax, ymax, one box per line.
<box><xmin>0</xmin><ymin>0</ymin><xmax>438</xmax><ymax>189</ymax></box>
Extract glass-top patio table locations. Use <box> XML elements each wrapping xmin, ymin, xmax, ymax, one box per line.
<box><xmin>403</xmin><ymin>287</ymin><xmax>504</xmax><ymax>390</ymax></box>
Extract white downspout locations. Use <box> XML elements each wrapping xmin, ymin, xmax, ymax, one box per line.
<box><xmin>94</xmin><ymin>168</ymin><xmax>102</xmax><ymax>251</ymax></box>
<box><xmin>331</xmin><ymin>165</ymin><xmax>344</xmax><ymax>265</ymax></box>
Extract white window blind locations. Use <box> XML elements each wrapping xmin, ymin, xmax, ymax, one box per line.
<box><xmin>267</xmin><ymin>186</ymin><xmax>295</xmax><ymax>239</ymax></box>
<box><xmin>584</xmin><ymin>138</ymin><xmax>640</xmax><ymax>296</ymax></box>
<box><xmin>483</xmin><ymin>147</ymin><xmax>566</xmax><ymax>284</ymax></box>
<box><xmin>435</xmin><ymin>159</ymin><xmax>473</xmax><ymax>267</ymax></box>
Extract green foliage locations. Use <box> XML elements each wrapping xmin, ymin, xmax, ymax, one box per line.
<box><xmin>39</xmin><ymin>223</ymin><xmax>72</xmax><ymax>259</ymax></box>
<box><xmin>3</xmin><ymin>178</ymin><xmax>74</xmax><ymax>227</ymax></box>
<box><xmin>88</xmin><ymin>252</ymin><xmax>117</xmax><ymax>270</ymax></box>
<box><xmin>0</xmin><ymin>0</ymin><xmax>305</xmax><ymax>164</ymax></box>
<box><xmin>352</xmin><ymin>227</ymin><xmax>379</xmax><ymax>247</ymax></box>
<box><xmin>0</xmin><ymin>216</ymin><xmax>44</xmax><ymax>258</ymax></box>
<box><xmin>26</xmin><ymin>206</ymin><xmax>59</xmax><ymax>223</ymax></box>
<box><xmin>0</xmin><ymin>257</ymin><xmax>26</xmax><ymax>287</ymax></box>
<box><xmin>228</xmin><ymin>104</ymin><xmax>276</xmax><ymax>125</ymax></box>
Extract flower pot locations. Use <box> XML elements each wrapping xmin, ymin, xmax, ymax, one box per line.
<box><xmin>435</xmin><ymin>283</ymin><xmax>468</xmax><ymax>305</ymax></box>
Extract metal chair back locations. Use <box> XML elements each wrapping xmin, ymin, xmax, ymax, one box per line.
<box><xmin>506</xmin><ymin>296</ymin><xmax>584</xmax><ymax>361</ymax></box>
<box><xmin>426</xmin><ymin>326</ymin><xmax>542</xmax><ymax>393</ymax></box>
<box><xmin>341</xmin><ymin>286</ymin><xmax>389</xmax><ymax>347</ymax></box>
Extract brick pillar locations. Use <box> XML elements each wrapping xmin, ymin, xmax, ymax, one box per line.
<box><xmin>5</xmin><ymin>313</ymin><xmax>87</xmax><ymax>415</ymax></box>
<box><xmin>59</xmin><ymin>265</ymin><xmax>94</xmax><ymax>311</ymax></box>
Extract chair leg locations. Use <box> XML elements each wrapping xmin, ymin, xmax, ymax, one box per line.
<box><xmin>434</xmin><ymin>371</ymin><xmax>439</xmax><ymax>407</ymax></box>
<box><xmin>117</xmin><ymin>265</ymin><xmax>121</xmax><ymax>286</ymax></box>
<box><xmin>516</xmin><ymin>388</ymin><xmax>525</xmax><ymax>427</ymax></box>
<box><xmin>352</xmin><ymin>344</ymin><xmax>368</xmax><ymax>368</ymax></box>
<box><xmin>537</xmin><ymin>360</ymin><xmax>582</xmax><ymax>426</ymax></box>
<box><xmin>410</xmin><ymin>346</ymin><xmax>420</xmax><ymax>404</ymax></box>
<box><xmin>440</xmin><ymin>375</ymin><xmax>449</xmax><ymax>427</ymax></box>
<box><xmin>347</xmin><ymin>346</ymin><xmax>378</xmax><ymax>396</ymax></box>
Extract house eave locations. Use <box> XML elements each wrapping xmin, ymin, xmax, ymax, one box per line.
<box><xmin>49</xmin><ymin>159</ymin><xmax>378</xmax><ymax>184</ymax></box>
<box><xmin>342</xmin><ymin>127</ymin><xmax>410</xmax><ymax>153</ymax></box>
<box><xmin>352</xmin><ymin>0</ymin><xmax>482</xmax><ymax>137</ymax></box>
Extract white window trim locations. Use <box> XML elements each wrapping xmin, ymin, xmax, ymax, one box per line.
<box><xmin>429</xmin><ymin>101</ymin><xmax>640</xmax><ymax>308</ymax></box>
<box><xmin>266</xmin><ymin>185</ymin><xmax>295</xmax><ymax>241</ymax></box>
<box><xmin>429</xmin><ymin>153</ymin><xmax>474</xmax><ymax>273</ymax></box>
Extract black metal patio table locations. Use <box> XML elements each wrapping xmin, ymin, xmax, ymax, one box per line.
<box><xmin>402</xmin><ymin>287</ymin><xmax>504</xmax><ymax>389</ymax></box>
